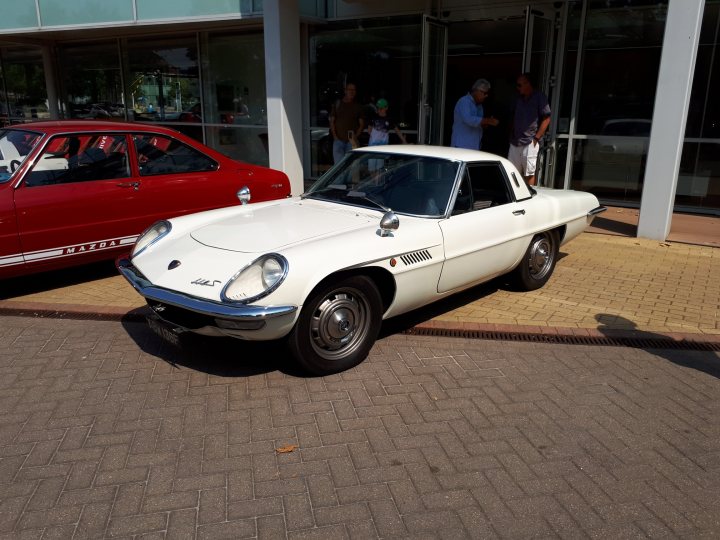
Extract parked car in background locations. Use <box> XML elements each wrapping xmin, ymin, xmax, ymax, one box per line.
<box><xmin>118</xmin><ymin>145</ymin><xmax>605</xmax><ymax>375</ymax></box>
<box><xmin>0</xmin><ymin>120</ymin><xmax>291</xmax><ymax>278</ymax></box>
<box><xmin>577</xmin><ymin>118</ymin><xmax>652</xmax><ymax>195</ymax></box>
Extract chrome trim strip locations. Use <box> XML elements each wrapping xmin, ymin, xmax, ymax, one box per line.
<box><xmin>117</xmin><ymin>258</ymin><xmax>297</xmax><ymax>321</ymax></box>
<box><xmin>588</xmin><ymin>206</ymin><xmax>607</xmax><ymax>216</ymax></box>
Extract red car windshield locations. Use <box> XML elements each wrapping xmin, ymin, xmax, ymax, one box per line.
<box><xmin>0</xmin><ymin>129</ymin><xmax>43</xmax><ymax>183</ymax></box>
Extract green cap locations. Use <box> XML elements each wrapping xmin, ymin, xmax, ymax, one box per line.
<box><xmin>376</xmin><ymin>98</ymin><xmax>388</xmax><ymax>109</ymax></box>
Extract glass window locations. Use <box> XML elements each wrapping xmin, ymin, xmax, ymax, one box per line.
<box><xmin>38</xmin><ymin>0</ymin><xmax>133</xmax><ymax>26</ymax></box>
<box><xmin>569</xmin><ymin>0</ymin><xmax>668</xmax><ymax>204</ymax></box>
<box><xmin>58</xmin><ymin>42</ymin><xmax>125</xmax><ymax>120</ymax></box>
<box><xmin>25</xmin><ymin>134</ymin><xmax>129</xmax><ymax>187</ymax></box>
<box><xmin>305</xmin><ymin>151</ymin><xmax>458</xmax><ymax>217</ymax></box>
<box><xmin>0</xmin><ymin>2</ymin><xmax>36</xmax><ymax>29</ymax></box>
<box><xmin>133</xmin><ymin>133</ymin><xmax>217</xmax><ymax>176</ymax></box>
<box><xmin>0</xmin><ymin>46</ymin><xmax>48</xmax><ymax>123</ymax></box>
<box><xmin>309</xmin><ymin>18</ymin><xmax>422</xmax><ymax>177</ymax></box>
<box><xmin>136</xmin><ymin>0</ymin><xmax>243</xmax><ymax>20</ymax></box>
<box><xmin>0</xmin><ymin>128</ymin><xmax>42</xmax><ymax>182</ymax></box>
<box><xmin>576</xmin><ymin>1</ymin><xmax>667</xmax><ymax>136</ymax></box>
<box><xmin>679</xmin><ymin>0</ymin><xmax>720</xmax><ymax>212</ymax></box>
<box><xmin>201</xmin><ymin>32</ymin><xmax>269</xmax><ymax>166</ymax></box>
<box><xmin>124</xmin><ymin>36</ymin><xmax>201</xmax><ymax>128</ymax></box>
<box><xmin>445</xmin><ymin>18</ymin><xmax>525</xmax><ymax>158</ymax></box>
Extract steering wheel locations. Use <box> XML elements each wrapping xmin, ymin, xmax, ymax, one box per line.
<box><xmin>9</xmin><ymin>160</ymin><xmax>20</xmax><ymax>173</ymax></box>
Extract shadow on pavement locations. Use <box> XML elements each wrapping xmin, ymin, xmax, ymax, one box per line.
<box><xmin>596</xmin><ymin>314</ymin><xmax>720</xmax><ymax>379</ymax></box>
<box><xmin>0</xmin><ymin>260</ymin><xmax>118</xmax><ymax>299</ymax></box>
<box><xmin>117</xmin><ymin>260</ymin><xmax>572</xmax><ymax>378</ymax></box>
<box><xmin>121</xmin><ymin>309</ymin><xmax>307</xmax><ymax>378</ymax></box>
<box><xmin>379</xmin><ymin>277</ymin><xmax>502</xmax><ymax>337</ymax></box>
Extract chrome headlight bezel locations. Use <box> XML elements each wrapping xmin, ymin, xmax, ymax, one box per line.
<box><xmin>221</xmin><ymin>253</ymin><xmax>289</xmax><ymax>304</ymax></box>
<box><xmin>131</xmin><ymin>220</ymin><xmax>172</xmax><ymax>258</ymax></box>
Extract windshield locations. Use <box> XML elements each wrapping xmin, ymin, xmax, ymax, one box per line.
<box><xmin>305</xmin><ymin>150</ymin><xmax>461</xmax><ymax>217</ymax></box>
<box><xmin>0</xmin><ymin>129</ymin><xmax>43</xmax><ymax>183</ymax></box>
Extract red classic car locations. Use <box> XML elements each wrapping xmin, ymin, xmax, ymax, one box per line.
<box><xmin>0</xmin><ymin>120</ymin><xmax>291</xmax><ymax>278</ymax></box>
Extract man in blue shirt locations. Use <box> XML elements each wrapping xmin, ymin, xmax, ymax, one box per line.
<box><xmin>508</xmin><ymin>72</ymin><xmax>551</xmax><ymax>186</ymax></box>
<box><xmin>450</xmin><ymin>79</ymin><xmax>499</xmax><ymax>150</ymax></box>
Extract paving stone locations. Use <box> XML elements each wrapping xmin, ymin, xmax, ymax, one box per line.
<box><xmin>0</xmin><ymin>317</ymin><xmax>719</xmax><ymax>538</ymax></box>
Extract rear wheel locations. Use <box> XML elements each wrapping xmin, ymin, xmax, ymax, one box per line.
<box><xmin>288</xmin><ymin>275</ymin><xmax>382</xmax><ymax>375</ymax></box>
<box><xmin>512</xmin><ymin>230</ymin><xmax>559</xmax><ymax>291</ymax></box>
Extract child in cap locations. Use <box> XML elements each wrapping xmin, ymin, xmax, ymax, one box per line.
<box><xmin>367</xmin><ymin>98</ymin><xmax>407</xmax><ymax>146</ymax></box>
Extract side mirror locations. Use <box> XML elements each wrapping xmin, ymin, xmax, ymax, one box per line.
<box><xmin>237</xmin><ymin>186</ymin><xmax>251</xmax><ymax>205</ymax></box>
<box><xmin>379</xmin><ymin>210</ymin><xmax>399</xmax><ymax>237</ymax></box>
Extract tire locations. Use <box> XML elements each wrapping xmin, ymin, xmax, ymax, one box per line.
<box><xmin>512</xmin><ymin>230</ymin><xmax>559</xmax><ymax>291</ymax></box>
<box><xmin>288</xmin><ymin>275</ymin><xmax>382</xmax><ymax>375</ymax></box>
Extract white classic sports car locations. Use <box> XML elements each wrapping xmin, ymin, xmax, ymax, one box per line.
<box><xmin>118</xmin><ymin>145</ymin><xmax>605</xmax><ymax>374</ymax></box>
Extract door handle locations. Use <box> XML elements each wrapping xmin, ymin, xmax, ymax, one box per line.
<box><xmin>118</xmin><ymin>181</ymin><xmax>140</xmax><ymax>191</ymax></box>
<box><xmin>513</xmin><ymin>209</ymin><xmax>526</xmax><ymax>216</ymax></box>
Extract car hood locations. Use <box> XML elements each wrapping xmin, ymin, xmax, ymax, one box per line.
<box><xmin>190</xmin><ymin>199</ymin><xmax>379</xmax><ymax>253</ymax></box>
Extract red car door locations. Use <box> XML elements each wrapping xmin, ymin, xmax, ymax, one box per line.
<box><xmin>12</xmin><ymin>133</ymin><xmax>142</xmax><ymax>272</ymax></box>
<box><xmin>0</xmin><ymin>181</ymin><xmax>23</xmax><ymax>275</ymax></box>
<box><xmin>128</xmin><ymin>132</ymin><xmax>255</xmax><ymax>220</ymax></box>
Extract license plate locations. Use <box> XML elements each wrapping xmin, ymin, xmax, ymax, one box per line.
<box><xmin>146</xmin><ymin>314</ymin><xmax>182</xmax><ymax>347</ymax></box>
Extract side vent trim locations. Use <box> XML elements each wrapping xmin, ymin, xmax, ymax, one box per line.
<box><xmin>400</xmin><ymin>249</ymin><xmax>432</xmax><ymax>266</ymax></box>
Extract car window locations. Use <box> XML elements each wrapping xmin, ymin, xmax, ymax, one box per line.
<box><xmin>305</xmin><ymin>151</ymin><xmax>460</xmax><ymax>217</ymax></box>
<box><xmin>24</xmin><ymin>134</ymin><xmax>130</xmax><ymax>187</ymax></box>
<box><xmin>0</xmin><ymin>129</ymin><xmax>43</xmax><ymax>183</ymax></box>
<box><xmin>452</xmin><ymin>162</ymin><xmax>513</xmax><ymax>214</ymax></box>
<box><xmin>133</xmin><ymin>134</ymin><xmax>218</xmax><ymax>176</ymax></box>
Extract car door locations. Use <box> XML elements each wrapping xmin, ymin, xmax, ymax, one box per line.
<box><xmin>12</xmin><ymin>132</ymin><xmax>140</xmax><ymax>269</ymax></box>
<box><xmin>128</xmin><ymin>132</ymin><xmax>247</xmax><ymax>222</ymax></box>
<box><xmin>438</xmin><ymin>162</ymin><xmax>530</xmax><ymax>293</ymax></box>
<box><xmin>0</xmin><ymin>181</ymin><xmax>23</xmax><ymax>274</ymax></box>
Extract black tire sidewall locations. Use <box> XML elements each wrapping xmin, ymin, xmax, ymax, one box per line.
<box><xmin>288</xmin><ymin>275</ymin><xmax>382</xmax><ymax>375</ymax></box>
<box><xmin>515</xmin><ymin>230</ymin><xmax>559</xmax><ymax>291</ymax></box>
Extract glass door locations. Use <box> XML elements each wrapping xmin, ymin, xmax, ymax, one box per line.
<box><xmin>418</xmin><ymin>15</ymin><xmax>447</xmax><ymax>145</ymax></box>
<box><xmin>523</xmin><ymin>7</ymin><xmax>557</xmax><ymax>185</ymax></box>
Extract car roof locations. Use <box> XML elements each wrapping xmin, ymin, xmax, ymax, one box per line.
<box><xmin>5</xmin><ymin>120</ymin><xmax>182</xmax><ymax>136</ymax></box>
<box><xmin>355</xmin><ymin>144</ymin><xmax>513</xmax><ymax>165</ymax></box>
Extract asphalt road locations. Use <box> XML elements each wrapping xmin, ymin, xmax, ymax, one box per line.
<box><xmin>1</xmin><ymin>315</ymin><xmax>719</xmax><ymax>539</ymax></box>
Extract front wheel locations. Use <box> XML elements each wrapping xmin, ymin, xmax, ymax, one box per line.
<box><xmin>512</xmin><ymin>230</ymin><xmax>559</xmax><ymax>291</ymax></box>
<box><xmin>288</xmin><ymin>275</ymin><xmax>382</xmax><ymax>375</ymax></box>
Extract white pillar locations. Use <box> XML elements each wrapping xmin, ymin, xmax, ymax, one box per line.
<box><xmin>637</xmin><ymin>0</ymin><xmax>704</xmax><ymax>240</ymax></box>
<box><xmin>263</xmin><ymin>0</ymin><xmax>304</xmax><ymax>196</ymax></box>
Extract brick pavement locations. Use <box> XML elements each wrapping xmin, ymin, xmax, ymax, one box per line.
<box><xmin>1</xmin><ymin>233</ymin><xmax>719</xmax><ymax>338</ymax></box>
<box><xmin>1</xmin><ymin>316</ymin><xmax>719</xmax><ymax>538</ymax></box>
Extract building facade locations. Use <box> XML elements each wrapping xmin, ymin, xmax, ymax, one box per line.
<box><xmin>0</xmin><ymin>0</ymin><xmax>717</xmax><ymax>240</ymax></box>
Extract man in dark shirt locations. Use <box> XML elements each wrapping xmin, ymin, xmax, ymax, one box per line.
<box><xmin>508</xmin><ymin>73</ymin><xmax>551</xmax><ymax>186</ymax></box>
<box><xmin>329</xmin><ymin>82</ymin><xmax>365</xmax><ymax>163</ymax></box>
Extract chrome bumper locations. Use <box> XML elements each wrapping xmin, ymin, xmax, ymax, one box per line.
<box><xmin>588</xmin><ymin>205</ymin><xmax>607</xmax><ymax>216</ymax></box>
<box><xmin>116</xmin><ymin>258</ymin><xmax>298</xmax><ymax>330</ymax></box>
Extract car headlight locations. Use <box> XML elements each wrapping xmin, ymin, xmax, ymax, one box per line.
<box><xmin>221</xmin><ymin>254</ymin><xmax>288</xmax><ymax>303</ymax></box>
<box><xmin>132</xmin><ymin>220</ymin><xmax>172</xmax><ymax>258</ymax></box>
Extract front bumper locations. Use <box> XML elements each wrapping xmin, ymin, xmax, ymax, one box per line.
<box><xmin>117</xmin><ymin>257</ymin><xmax>298</xmax><ymax>339</ymax></box>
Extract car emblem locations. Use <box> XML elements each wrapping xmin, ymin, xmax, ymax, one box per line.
<box><xmin>168</xmin><ymin>260</ymin><xmax>181</xmax><ymax>270</ymax></box>
<box><xmin>191</xmin><ymin>278</ymin><xmax>222</xmax><ymax>287</ymax></box>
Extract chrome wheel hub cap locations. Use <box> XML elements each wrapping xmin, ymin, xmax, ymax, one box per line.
<box><xmin>311</xmin><ymin>291</ymin><xmax>368</xmax><ymax>356</ymax></box>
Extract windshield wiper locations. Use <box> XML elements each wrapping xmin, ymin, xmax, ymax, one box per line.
<box><xmin>300</xmin><ymin>184</ymin><xmax>347</xmax><ymax>200</ymax></box>
<box><xmin>345</xmin><ymin>191</ymin><xmax>390</xmax><ymax>212</ymax></box>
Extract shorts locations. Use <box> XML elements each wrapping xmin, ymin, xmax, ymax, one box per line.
<box><xmin>508</xmin><ymin>141</ymin><xmax>539</xmax><ymax>177</ymax></box>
